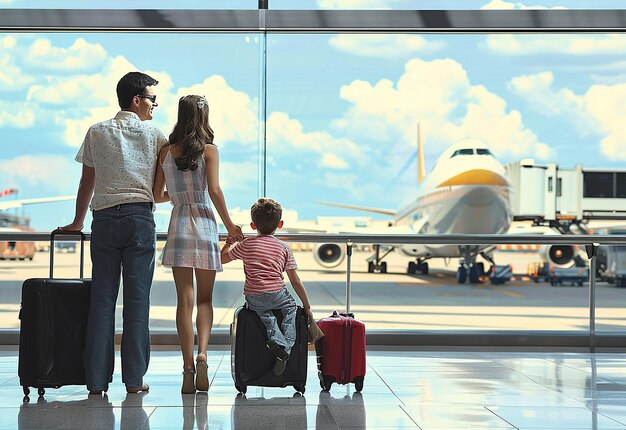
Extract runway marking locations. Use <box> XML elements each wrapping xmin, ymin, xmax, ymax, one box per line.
<box><xmin>493</xmin><ymin>289</ymin><xmax>526</xmax><ymax>298</ymax></box>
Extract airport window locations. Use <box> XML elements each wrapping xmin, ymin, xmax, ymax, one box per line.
<box><xmin>584</xmin><ymin>172</ymin><xmax>615</xmax><ymax>198</ymax></box>
<box><xmin>617</xmin><ymin>173</ymin><xmax>626</xmax><ymax>198</ymax></box>
<box><xmin>548</xmin><ymin>177</ymin><xmax>553</xmax><ymax>193</ymax></box>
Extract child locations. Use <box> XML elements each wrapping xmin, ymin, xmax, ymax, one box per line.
<box><xmin>153</xmin><ymin>95</ymin><xmax>243</xmax><ymax>394</ymax></box>
<box><xmin>221</xmin><ymin>198</ymin><xmax>313</xmax><ymax>376</ymax></box>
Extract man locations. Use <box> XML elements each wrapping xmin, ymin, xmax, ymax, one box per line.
<box><xmin>62</xmin><ymin>72</ymin><xmax>167</xmax><ymax>395</ymax></box>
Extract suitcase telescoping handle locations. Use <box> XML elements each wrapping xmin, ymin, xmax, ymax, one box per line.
<box><xmin>346</xmin><ymin>241</ymin><xmax>353</xmax><ymax>314</ymax></box>
<box><xmin>49</xmin><ymin>228</ymin><xmax>85</xmax><ymax>279</ymax></box>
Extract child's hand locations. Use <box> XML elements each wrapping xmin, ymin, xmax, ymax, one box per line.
<box><xmin>224</xmin><ymin>235</ymin><xmax>235</xmax><ymax>246</ymax></box>
<box><xmin>228</xmin><ymin>225</ymin><xmax>244</xmax><ymax>242</ymax></box>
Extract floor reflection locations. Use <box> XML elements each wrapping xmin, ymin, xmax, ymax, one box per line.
<box><xmin>181</xmin><ymin>393</ymin><xmax>208</xmax><ymax>430</ymax></box>
<box><xmin>231</xmin><ymin>393</ymin><xmax>307</xmax><ymax>429</ymax></box>
<box><xmin>316</xmin><ymin>390</ymin><xmax>366</xmax><ymax>429</ymax></box>
<box><xmin>18</xmin><ymin>392</ymin><xmax>151</xmax><ymax>430</ymax></box>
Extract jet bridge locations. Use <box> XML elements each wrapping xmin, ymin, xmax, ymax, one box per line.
<box><xmin>505</xmin><ymin>160</ymin><xmax>626</xmax><ymax>229</ymax></box>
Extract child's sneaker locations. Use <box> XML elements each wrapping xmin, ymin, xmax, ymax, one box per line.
<box><xmin>266</xmin><ymin>339</ymin><xmax>289</xmax><ymax>361</ymax></box>
<box><xmin>273</xmin><ymin>357</ymin><xmax>287</xmax><ymax>376</ymax></box>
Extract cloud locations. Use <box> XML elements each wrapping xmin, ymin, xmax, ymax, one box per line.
<box><xmin>24</xmin><ymin>38</ymin><xmax>108</xmax><ymax>73</ymax></box>
<box><xmin>220</xmin><ymin>161</ymin><xmax>258</xmax><ymax>191</ymax></box>
<box><xmin>333</xmin><ymin>57</ymin><xmax>550</xmax><ymax>160</ymax></box>
<box><xmin>317</xmin><ymin>0</ymin><xmax>392</xmax><ymax>9</ymax></box>
<box><xmin>321</xmin><ymin>152</ymin><xmax>350</xmax><ymax>169</ymax></box>
<box><xmin>585</xmin><ymin>83</ymin><xmax>626</xmax><ymax>160</ymax></box>
<box><xmin>0</xmin><ymin>36</ymin><xmax>34</xmax><ymax>91</ymax></box>
<box><xmin>486</xmin><ymin>34</ymin><xmax>626</xmax><ymax>55</ymax></box>
<box><xmin>481</xmin><ymin>0</ymin><xmax>566</xmax><ymax>9</ymax></box>
<box><xmin>0</xmin><ymin>155</ymin><xmax>79</xmax><ymax>194</ymax></box>
<box><xmin>267</xmin><ymin>111</ymin><xmax>364</xmax><ymax>169</ymax></box>
<box><xmin>168</xmin><ymin>75</ymin><xmax>258</xmax><ymax>146</ymax></box>
<box><xmin>509</xmin><ymin>71</ymin><xmax>626</xmax><ymax>160</ymax></box>
<box><xmin>0</xmin><ymin>100</ymin><xmax>35</xmax><ymax>128</ymax></box>
<box><xmin>507</xmin><ymin>72</ymin><xmax>588</xmax><ymax>122</ymax></box>
<box><xmin>329</xmin><ymin>34</ymin><xmax>445</xmax><ymax>58</ymax></box>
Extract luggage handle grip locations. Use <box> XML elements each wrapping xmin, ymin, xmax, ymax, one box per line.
<box><xmin>50</xmin><ymin>228</ymin><xmax>85</xmax><ymax>279</ymax></box>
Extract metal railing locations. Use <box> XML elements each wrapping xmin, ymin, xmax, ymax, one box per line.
<box><xmin>2</xmin><ymin>231</ymin><xmax>626</xmax><ymax>349</ymax></box>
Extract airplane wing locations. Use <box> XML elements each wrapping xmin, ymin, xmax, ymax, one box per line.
<box><xmin>0</xmin><ymin>195</ymin><xmax>76</xmax><ymax>211</ymax></box>
<box><xmin>315</xmin><ymin>201</ymin><xmax>397</xmax><ymax>216</ymax></box>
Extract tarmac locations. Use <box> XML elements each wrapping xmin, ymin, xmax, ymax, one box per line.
<box><xmin>1</xmin><ymin>246</ymin><xmax>625</xmax><ymax>332</ymax></box>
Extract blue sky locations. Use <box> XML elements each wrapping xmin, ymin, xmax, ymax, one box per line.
<box><xmin>1</xmin><ymin>0</ymin><xmax>626</xmax><ymax>231</ymax></box>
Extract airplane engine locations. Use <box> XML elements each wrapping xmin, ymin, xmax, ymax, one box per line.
<box><xmin>539</xmin><ymin>244</ymin><xmax>578</xmax><ymax>268</ymax></box>
<box><xmin>313</xmin><ymin>243</ymin><xmax>346</xmax><ymax>268</ymax></box>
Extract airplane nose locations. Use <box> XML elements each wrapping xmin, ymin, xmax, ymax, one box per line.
<box><xmin>436</xmin><ymin>169</ymin><xmax>509</xmax><ymax>187</ymax></box>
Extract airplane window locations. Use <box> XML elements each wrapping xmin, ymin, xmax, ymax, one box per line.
<box><xmin>476</xmin><ymin>149</ymin><xmax>492</xmax><ymax>156</ymax></box>
<box><xmin>451</xmin><ymin>149</ymin><xmax>474</xmax><ymax>158</ymax></box>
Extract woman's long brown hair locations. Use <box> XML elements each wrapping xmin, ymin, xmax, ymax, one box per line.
<box><xmin>169</xmin><ymin>95</ymin><xmax>214</xmax><ymax>171</ymax></box>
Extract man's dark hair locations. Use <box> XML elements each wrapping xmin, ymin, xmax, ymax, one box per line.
<box><xmin>116</xmin><ymin>72</ymin><xmax>158</xmax><ymax>109</ymax></box>
<box><xmin>251</xmin><ymin>198</ymin><xmax>282</xmax><ymax>235</ymax></box>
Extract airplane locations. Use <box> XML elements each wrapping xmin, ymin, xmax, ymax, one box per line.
<box><xmin>306</xmin><ymin>126</ymin><xmax>514</xmax><ymax>284</ymax></box>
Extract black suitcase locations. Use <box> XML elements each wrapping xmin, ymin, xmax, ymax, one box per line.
<box><xmin>18</xmin><ymin>229</ymin><xmax>91</xmax><ymax>400</ymax></box>
<box><xmin>230</xmin><ymin>304</ymin><xmax>308</xmax><ymax>395</ymax></box>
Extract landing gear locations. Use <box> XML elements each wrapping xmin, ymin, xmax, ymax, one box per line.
<box><xmin>407</xmin><ymin>260</ymin><xmax>429</xmax><ymax>275</ymax></box>
<box><xmin>456</xmin><ymin>246</ymin><xmax>485</xmax><ymax>284</ymax></box>
<box><xmin>366</xmin><ymin>245</ymin><xmax>393</xmax><ymax>273</ymax></box>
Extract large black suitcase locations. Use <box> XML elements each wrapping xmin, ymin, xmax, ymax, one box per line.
<box><xmin>18</xmin><ymin>229</ymin><xmax>91</xmax><ymax>399</ymax></box>
<box><xmin>230</xmin><ymin>304</ymin><xmax>308</xmax><ymax>395</ymax></box>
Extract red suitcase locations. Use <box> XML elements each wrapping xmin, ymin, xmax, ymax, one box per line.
<box><xmin>315</xmin><ymin>311</ymin><xmax>366</xmax><ymax>392</ymax></box>
<box><xmin>315</xmin><ymin>240</ymin><xmax>365</xmax><ymax>392</ymax></box>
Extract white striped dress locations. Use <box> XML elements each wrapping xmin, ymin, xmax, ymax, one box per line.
<box><xmin>160</xmin><ymin>148</ymin><xmax>222</xmax><ymax>271</ymax></box>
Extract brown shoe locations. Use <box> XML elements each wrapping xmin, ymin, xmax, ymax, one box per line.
<box><xmin>195</xmin><ymin>360</ymin><xmax>209</xmax><ymax>392</ymax></box>
<box><xmin>181</xmin><ymin>369</ymin><xmax>196</xmax><ymax>394</ymax></box>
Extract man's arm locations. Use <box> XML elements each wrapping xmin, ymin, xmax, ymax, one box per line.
<box><xmin>286</xmin><ymin>269</ymin><xmax>312</xmax><ymax>316</ymax></box>
<box><xmin>153</xmin><ymin>147</ymin><xmax>170</xmax><ymax>203</ymax></box>
<box><xmin>61</xmin><ymin>164</ymin><xmax>95</xmax><ymax>231</ymax></box>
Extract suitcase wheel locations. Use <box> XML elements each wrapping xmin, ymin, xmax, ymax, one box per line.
<box><xmin>235</xmin><ymin>385</ymin><xmax>247</xmax><ymax>395</ymax></box>
<box><xmin>319</xmin><ymin>375</ymin><xmax>333</xmax><ymax>392</ymax></box>
<box><xmin>22</xmin><ymin>386</ymin><xmax>30</xmax><ymax>396</ymax></box>
<box><xmin>354</xmin><ymin>376</ymin><xmax>364</xmax><ymax>392</ymax></box>
<box><xmin>293</xmin><ymin>384</ymin><xmax>305</xmax><ymax>394</ymax></box>
<box><xmin>38</xmin><ymin>388</ymin><xmax>45</xmax><ymax>397</ymax></box>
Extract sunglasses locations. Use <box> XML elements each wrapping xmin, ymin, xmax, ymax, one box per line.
<box><xmin>136</xmin><ymin>94</ymin><xmax>157</xmax><ymax>103</ymax></box>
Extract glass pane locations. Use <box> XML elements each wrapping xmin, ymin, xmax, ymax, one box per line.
<box><xmin>0</xmin><ymin>32</ymin><xmax>260</xmax><ymax>331</ymax></box>
<box><xmin>271</xmin><ymin>0</ymin><xmax>626</xmax><ymax>10</ymax></box>
<box><xmin>617</xmin><ymin>172</ymin><xmax>626</xmax><ymax>198</ymax></box>
<box><xmin>0</xmin><ymin>0</ymin><xmax>257</xmax><ymax>9</ymax></box>
<box><xmin>265</xmin><ymin>32</ymin><xmax>626</xmax><ymax>333</ymax></box>
<box><xmin>584</xmin><ymin>172</ymin><xmax>614</xmax><ymax>198</ymax></box>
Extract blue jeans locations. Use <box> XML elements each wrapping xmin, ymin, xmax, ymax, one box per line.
<box><xmin>84</xmin><ymin>202</ymin><xmax>155</xmax><ymax>391</ymax></box>
<box><xmin>245</xmin><ymin>287</ymin><xmax>297</xmax><ymax>355</ymax></box>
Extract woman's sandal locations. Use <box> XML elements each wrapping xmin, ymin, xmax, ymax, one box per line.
<box><xmin>195</xmin><ymin>355</ymin><xmax>209</xmax><ymax>392</ymax></box>
<box><xmin>181</xmin><ymin>369</ymin><xmax>196</xmax><ymax>394</ymax></box>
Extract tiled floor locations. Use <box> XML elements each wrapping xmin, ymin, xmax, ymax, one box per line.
<box><xmin>3</xmin><ymin>349</ymin><xmax>626</xmax><ymax>429</ymax></box>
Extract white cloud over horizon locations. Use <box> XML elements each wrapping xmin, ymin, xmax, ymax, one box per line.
<box><xmin>333</xmin><ymin>57</ymin><xmax>551</xmax><ymax>161</ymax></box>
<box><xmin>24</xmin><ymin>38</ymin><xmax>108</xmax><ymax>73</ymax></box>
<box><xmin>481</xmin><ymin>0</ymin><xmax>566</xmax><ymax>9</ymax></box>
<box><xmin>0</xmin><ymin>155</ymin><xmax>79</xmax><ymax>194</ymax></box>
<box><xmin>508</xmin><ymin>70</ymin><xmax>626</xmax><ymax>160</ymax></box>
<box><xmin>317</xmin><ymin>0</ymin><xmax>392</xmax><ymax>9</ymax></box>
<box><xmin>486</xmin><ymin>34</ymin><xmax>626</xmax><ymax>55</ymax></box>
<box><xmin>329</xmin><ymin>34</ymin><xmax>445</xmax><ymax>58</ymax></box>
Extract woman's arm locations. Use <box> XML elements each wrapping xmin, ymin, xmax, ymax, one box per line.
<box><xmin>205</xmin><ymin>145</ymin><xmax>243</xmax><ymax>240</ymax></box>
<box><xmin>153</xmin><ymin>146</ymin><xmax>170</xmax><ymax>203</ymax></box>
